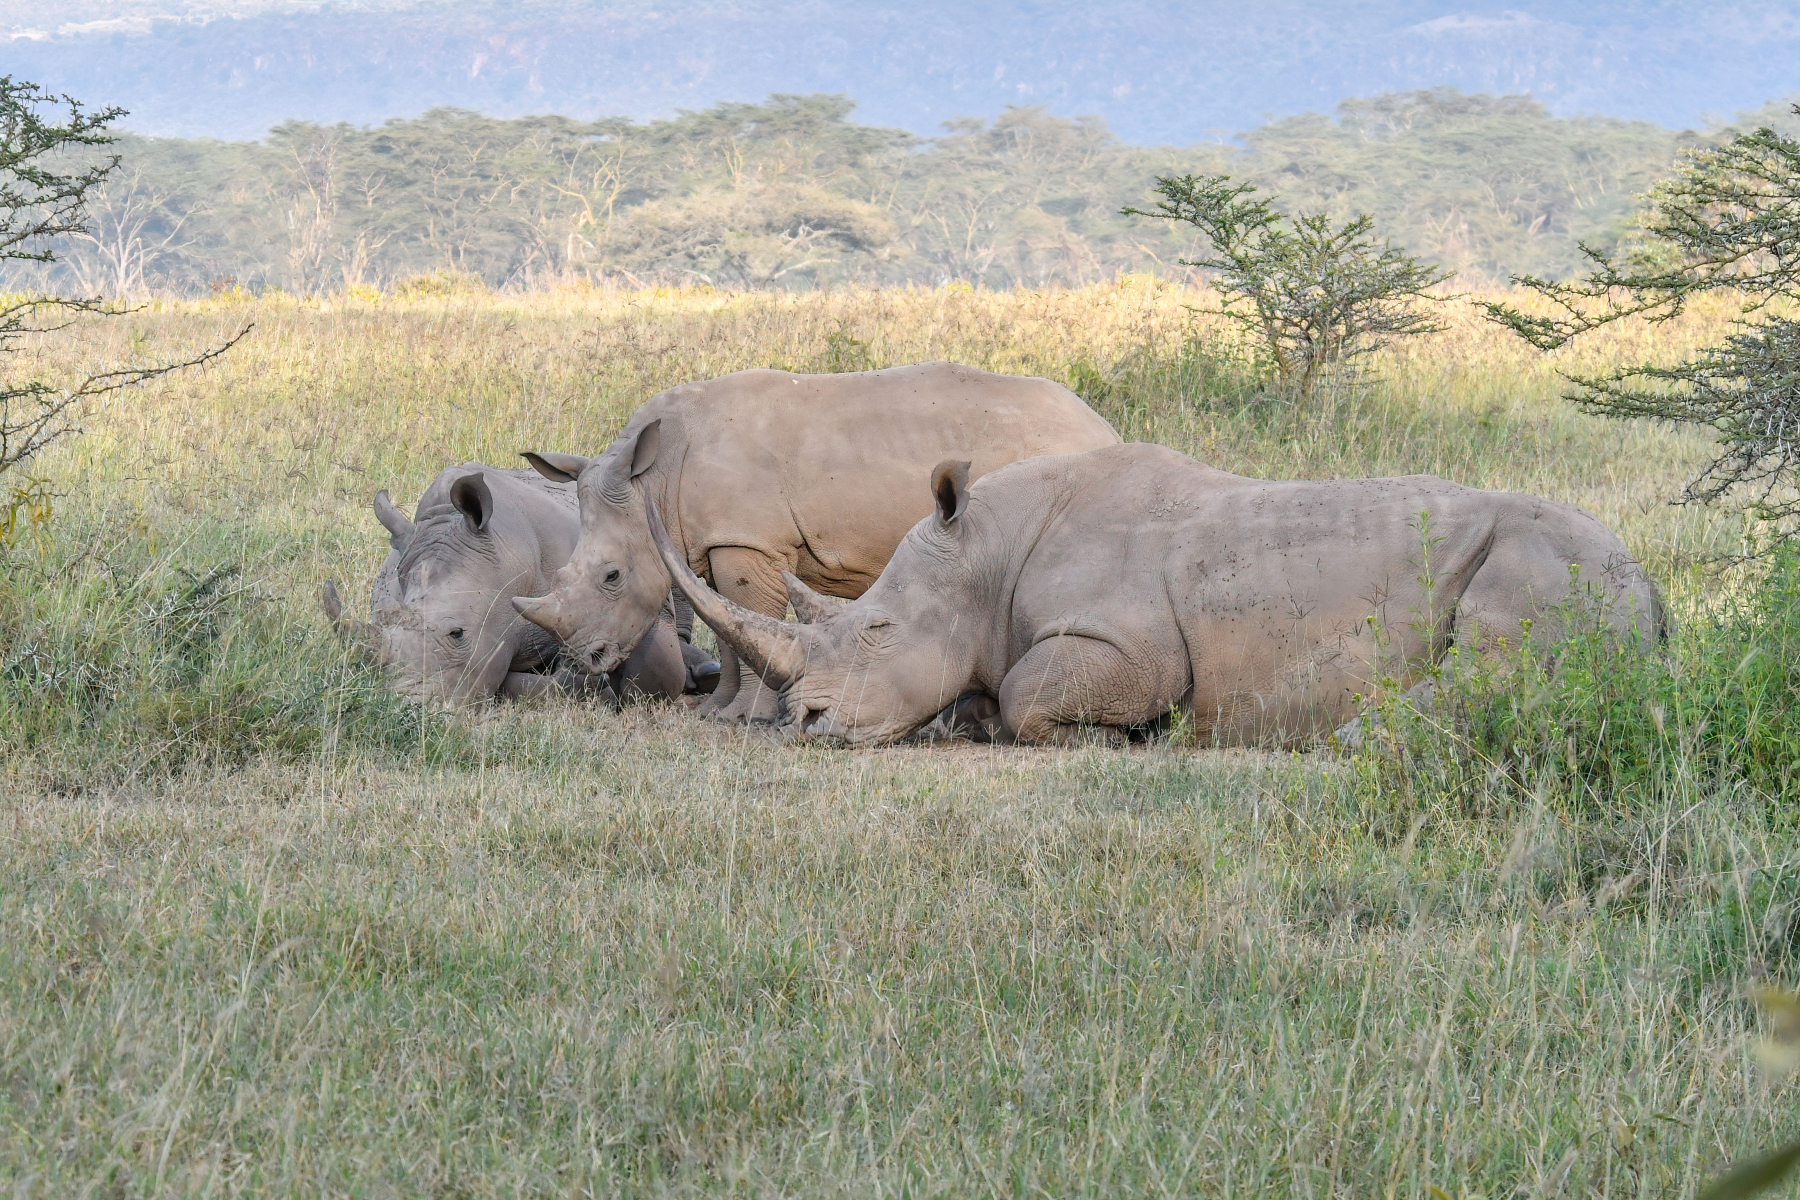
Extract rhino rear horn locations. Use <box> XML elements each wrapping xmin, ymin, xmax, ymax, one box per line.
<box><xmin>783</xmin><ymin>571</ymin><xmax>842</xmax><ymax>624</ymax></box>
<box><xmin>373</xmin><ymin>489</ymin><xmax>414</xmax><ymax>549</ymax></box>
<box><xmin>645</xmin><ymin>496</ymin><xmax>811</xmax><ymax>688</ymax></box>
<box><xmin>521</xmin><ymin>450</ymin><xmax>591</xmax><ymax>483</ymax></box>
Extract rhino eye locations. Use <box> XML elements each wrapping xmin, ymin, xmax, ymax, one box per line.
<box><xmin>447</xmin><ymin>627</ymin><xmax>465</xmax><ymax>641</ymax></box>
<box><xmin>604</xmin><ymin>569</ymin><xmax>621</xmax><ymax>584</ymax></box>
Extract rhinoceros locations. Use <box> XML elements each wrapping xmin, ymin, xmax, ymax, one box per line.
<box><xmin>510</xmin><ymin>361</ymin><xmax>1121</xmax><ymax>720</ymax></box>
<box><xmin>647</xmin><ymin>442</ymin><xmax>1665</xmax><ymax>746</ymax></box>
<box><xmin>322</xmin><ymin>463</ymin><xmax>716</xmax><ymax>707</ymax></box>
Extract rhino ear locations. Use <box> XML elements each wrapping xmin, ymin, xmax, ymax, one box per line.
<box><xmin>930</xmin><ymin>459</ymin><xmax>972</xmax><ymax>526</ymax></box>
<box><xmin>449</xmin><ymin>471</ymin><xmax>493</xmax><ymax>534</ymax></box>
<box><xmin>629</xmin><ymin>419</ymin><xmax>661</xmax><ymax>480</ymax></box>
<box><xmin>373</xmin><ymin>489</ymin><xmax>415</xmax><ymax>549</ymax></box>
<box><xmin>521</xmin><ymin>451</ymin><xmax>590</xmax><ymax>483</ymax></box>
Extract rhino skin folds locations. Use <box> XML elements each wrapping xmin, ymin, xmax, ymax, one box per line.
<box><xmin>654</xmin><ymin>442</ymin><xmax>1666</xmax><ymax>747</ymax></box>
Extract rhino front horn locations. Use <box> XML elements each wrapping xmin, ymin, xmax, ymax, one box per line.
<box><xmin>644</xmin><ymin>497</ymin><xmax>811</xmax><ymax>688</ymax></box>
<box><xmin>320</xmin><ymin>580</ymin><xmax>381</xmax><ymax>656</ymax></box>
<box><xmin>511</xmin><ymin>591</ymin><xmax>556</xmax><ymax>631</ymax></box>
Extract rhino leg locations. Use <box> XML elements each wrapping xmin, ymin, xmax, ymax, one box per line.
<box><xmin>499</xmin><ymin>671</ymin><xmax>561</xmax><ymax>700</ymax></box>
<box><xmin>702</xmin><ymin>546</ymin><xmax>789</xmax><ymax>723</ymax></box>
<box><xmin>916</xmin><ymin>691</ymin><xmax>1004</xmax><ymax>742</ymax></box>
<box><xmin>668</xmin><ymin>588</ymin><xmax>696</xmax><ymax>645</ymax></box>
<box><xmin>998</xmin><ymin>635</ymin><xmax>1160</xmax><ymax>746</ymax></box>
<box><xmin>680</xmin><ymin>641</ymin><xmax>721</xmax><ymax>694</ymax></box>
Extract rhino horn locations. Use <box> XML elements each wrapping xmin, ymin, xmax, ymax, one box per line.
<box><xmin>373</xmin><ymin>490</ymin><xmax>415</xmax><ymax>549</ymax></box>
<box><xmin>782</xmin><ymin>571</ymin><xmax>841</xmax><ymax>624</ymax></box>
<box><xmin>510</xmin><ymin>590</ymin><xmax>560</xmax><ymax>634</ymax></box>
<box><xmin>320</xmin><ymin>580</ymin><xmax>381</xmax><ymax>654</ymax></box>
<box><xmin>645</xmin><ymin>496</ymin><xmax>811</xmax><ymax>688</ymax></box>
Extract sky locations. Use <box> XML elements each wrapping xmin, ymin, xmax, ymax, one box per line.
<box><xmin>4</xmin><ymin>0</ymin><xmax>1798</xmax><ymax>143</ymax></box>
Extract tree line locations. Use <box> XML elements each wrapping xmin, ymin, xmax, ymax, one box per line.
<box><xmin>3</xmin><ymin>88</ymin><xmax>1793</xmax><ymax>297</ymax></box>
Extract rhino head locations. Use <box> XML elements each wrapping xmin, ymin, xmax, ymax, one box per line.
<box><xmin>511</xmin><ymin>419</ymin><xmax>668</xmax><ymax>675</ymax></box>
<box><xmin>647</xmin><ymin>461</ymin><xmax>990</xmax><ymax>745</ymax></box>
<box><xmin>367</xmin><ymin>474</ymin><xmax>559</xmax><ymax>706</ymax></box>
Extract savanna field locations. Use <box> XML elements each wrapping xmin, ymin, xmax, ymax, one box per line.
<box><xmin>4</xmin><ymin>279</ymin><xmax>1799</xmax><ymax>1197</ymax></box>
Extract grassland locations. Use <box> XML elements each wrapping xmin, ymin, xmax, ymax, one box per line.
<box><xmin>2</xmin><ymin>281</ymin><xmax>1797</xmax><ymax>1197</ymax></box>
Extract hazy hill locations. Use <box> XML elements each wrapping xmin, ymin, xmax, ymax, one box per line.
<box><xmin>5</xmin><ymin>88</ymin><xmax>1757</xmax><ymax>297</ymax></box>
<box><xmin>5</xmin><ymin>0</ymin><xmax>1799</xmax><ymax>144</ymax></box>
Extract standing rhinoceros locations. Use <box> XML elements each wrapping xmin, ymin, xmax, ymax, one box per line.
<box><xmin>322</xmin><ymin>463</ymin><xmax>716</xmax><ymax>707</ymax></box>
<box><xmin>510</xmin><ymin>361</ymin><xmax>1121</xmax><ymax>721</ymax></box>
<box><xmin>647</xmin><ymin>442</ymin><xmax>1665</xmax><ymax>746</ymax></box>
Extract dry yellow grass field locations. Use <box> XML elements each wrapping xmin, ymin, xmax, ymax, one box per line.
<box><xmin>1</xmin><ymin>282</ymin><xmax>1794</xmax><ymax>1197</ymax></box>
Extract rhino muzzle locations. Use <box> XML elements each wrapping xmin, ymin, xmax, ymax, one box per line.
<box><xmin>573</xmin><ymin>640</ymin><xmax>628</xmax><ymax>675</ymax></box>
<box><xmin>798</xmin><ymin>707</ymin><xmax>850</xmax><ymax>741</ymax></box>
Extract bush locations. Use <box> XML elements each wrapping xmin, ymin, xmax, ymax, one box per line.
<box><xmin>1486</xmin><ymin>105</ymin><xmax>1800</xmax><ymax>539</ymax></box>
<box><xmin>1123</xmin><ymin>173</ymin><xmax>1453</xmax><ymax>400</ymax></box>
<box><xmin>1351</xmin><ymin>550</ymin><xmax>1800</xmax><ymax>825</ymax></box>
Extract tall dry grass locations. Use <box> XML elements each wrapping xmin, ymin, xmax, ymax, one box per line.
<box><xmin>1</xmin><ymin>282</ymin><xmax>1794</xmax><ymax>1198</ymax></box>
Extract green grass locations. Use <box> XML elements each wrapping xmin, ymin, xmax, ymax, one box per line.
<box><xmin>4</xmin><ymin>716</ymin><xmax>1795</xmax><ymax>1197</ymax></box>
<box><xmin>0</xmin><ymin>283</ymin><xmax>1796</xmax><ymax>1196</ymax></box>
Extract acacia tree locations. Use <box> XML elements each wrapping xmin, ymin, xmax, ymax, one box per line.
<box><xmin>1485</xmin><ymin>106</ymin><xmax>1800</xmax><ymax>539</ymax></box>
<box><xmin>1124</xmin><ymin>174</ymin><xmax>1454</xmax><ymax>398</ymax></box>
<box><xmin>0</xmin><ymin>77</ymin><xmax>243</xmax><ymax>481</ymax></box>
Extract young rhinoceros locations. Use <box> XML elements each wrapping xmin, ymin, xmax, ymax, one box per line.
<box><xmin>510</xmin><ymin>361</ymin><xmax>1120</xmax><ymax>722</ymax></box>
<box><xmin>322</xmin><ymin>464</ymin><xmax>716</xmax><ymax>707</ymax></box>
<box><xmin>648</xmin><ymin>443</ymin><xmax>1665</xmax><ymax>746</ymax></box>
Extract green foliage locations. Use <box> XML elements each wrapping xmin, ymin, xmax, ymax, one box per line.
<box><xmin>0</xmin><ymin>75</ymin><xmax>122</xmax><ymax>263</ymax></box>
<box><xmin>1064</xmin><ymin>323</ymin><xmax>1270</xmax><ymax>433</ymax></box>
<box><xmin>1124</xmin><ymin>173</ymin><xmax>1453</xmax><ymax>396</ymax></box>
<box><xmin>0</xmin><ymin>475</ymin><xmax>52</xmax><ymax>548</ymax></box>
<box><xmin>1487</xmin><ymin>105</ymin><xmax>1800</xmax><ymax>536</ymax></box>
<box><xmin>1351</xmin><ymin>550</ymin><xmax>1800</xmax><ymax>828</ymax></box>
<box><xmin>0</xmin><ymin>529</ymin><xmax>462</xmax><ymax>779</ymax></box>
<box><xmin>0</xmin><ymin>79</ymin><xmax>127</xmax><ymax>476</ymax></box>
<box><xmin>0</xmin><ymin>78</ymin><xmax>248</xmax><ymax>479</ymax></box>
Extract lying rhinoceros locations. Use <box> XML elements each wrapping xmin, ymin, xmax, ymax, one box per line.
<box><xmin>647</xmin><ymin>442</ymin><xmax>1665</xmax><ymax>746</ymax></box>
<box><xmin>510</xmin><ymin>361</ymin><xmax>1121</xmax><ymax>721</ymax></box>
<box><xmin>322</xmin><ymin>463</ymin><xmax>717</xmax><ymax>707</ymax></box>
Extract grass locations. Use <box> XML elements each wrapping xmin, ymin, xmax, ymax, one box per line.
<box><xmin>1</xmin><ymin>281</ymin><xmax>1796</xmax><ymax>1197</ymax></box>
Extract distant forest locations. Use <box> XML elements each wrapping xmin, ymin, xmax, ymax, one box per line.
<box><xmin>10</xmin><ymin>89</ymin><xmax>1800</xmax><ymax>296</ymax></box>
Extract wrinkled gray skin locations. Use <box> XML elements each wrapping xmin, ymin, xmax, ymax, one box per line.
<box><xmin>651</xmin><ymin>443</ymin><xmax>1666</xmax><ymax>747</ymax></box>
<box><xmin>322</xmin><ymin>464</ymin><xmax>714</xmax><ymax>707</ymax></box>
<box><xmin>511</xmin><ymin>361</ymin><xmax>1120</xmax><ymax>722</ymax></box>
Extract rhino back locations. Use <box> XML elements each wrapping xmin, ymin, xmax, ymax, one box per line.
<box><xmin>640</xmin><ymin>361</ymin><xmax>1117</xmax><ymax>595</ymax></box>
<box><xmin>992</xmin><ymin>443</ymin><xmax>1651</xmax><ymax>734</ymax></box>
